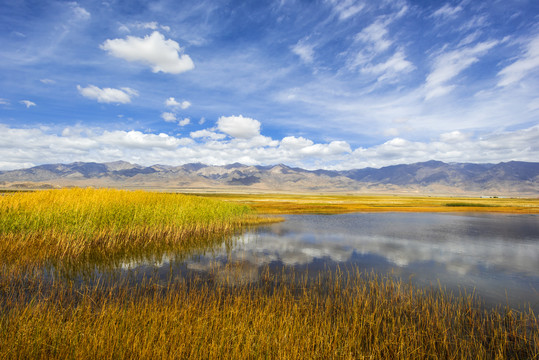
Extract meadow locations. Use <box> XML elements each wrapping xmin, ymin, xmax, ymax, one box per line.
<box><xmin>0</xmin><ymin>188</ymin><xmax>537</xmax><ymax>359</ymax></box>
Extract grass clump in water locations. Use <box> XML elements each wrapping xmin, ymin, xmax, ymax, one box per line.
<box><xmin>0</xmin><ymin>188</ymin><xmax>276</xmax><ymax>266</ymax></box>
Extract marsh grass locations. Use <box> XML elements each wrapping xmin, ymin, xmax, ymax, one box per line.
<box><xmin>0</xmin><ymin>188</ymin><xmax>276</xmax><ymax>267</ymax></box>
<box><xmin>0</xmin><ymin>266</ymin><xmax>537</xmax><ymax>359</ymax></box>
<box><xmin>201</xmin><ymin>193</ymin><xmax>539</xmax><ymax>214</ymax></box>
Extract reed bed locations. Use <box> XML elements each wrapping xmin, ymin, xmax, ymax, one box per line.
<box><xmin>0</xmin><ymin>266</ymin><xmax>536</xmax><ymax>359</ymax></box>
<box><xmin>0</xmin><ymin>188</ymin><xmax>275</xmax><ymax>266</ymax></box>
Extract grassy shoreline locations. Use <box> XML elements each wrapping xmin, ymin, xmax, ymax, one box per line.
<box><xmin>0</xmin><ymin>188</ymin><xmax>278</xmax><ymax>267</ymax></box>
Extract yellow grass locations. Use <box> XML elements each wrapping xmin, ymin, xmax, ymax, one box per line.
<box><xmin>0</xmin><ymin>188</ymin><xmax>277</xmax><ymax>266</ymax></box>
<box><xmin>0</xmin><ymin>267</ymin><xmax>537</xmax><ymax>359</ymax></box>
<box><xmin>199</xmin><ymin>193</ymin><xmax>539</xmax><ymax>214</ymax></box>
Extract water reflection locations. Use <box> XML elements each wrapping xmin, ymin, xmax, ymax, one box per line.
<box><xmin>177</xmin><ymin>212</ymin><xmax>539</xmax><ymax>310</ymax></box>
<box><xmin>81</xmin><ymin>212</ymin><xmax>538</xmax><ymax>310</ymax></box>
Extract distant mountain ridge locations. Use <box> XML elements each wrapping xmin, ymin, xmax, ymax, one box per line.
<box><xmin>1</xmin><ymin>160</ymin><xmax>538</xmax><ymax>195</ymax></box>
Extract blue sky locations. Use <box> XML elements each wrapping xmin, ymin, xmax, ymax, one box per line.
<box><xmin>1</xmin><ymin>0</ymin><xmax>538</xmax><ymax>170</ymax></box>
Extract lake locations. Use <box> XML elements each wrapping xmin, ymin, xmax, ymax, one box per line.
<box><xmin>116</xmin><ymin>212</ymin><xmax>539</xmax><ymax>311</ymax></box>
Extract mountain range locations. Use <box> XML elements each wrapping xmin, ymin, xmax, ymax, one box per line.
<box><xmin>1</xmin><ymin>160</ymin><xmax>538</xmax><ymax>196</ymax></box>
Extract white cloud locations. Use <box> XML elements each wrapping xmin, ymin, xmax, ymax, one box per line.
<box><xmin>97</xmin><ymin>130</ymin><xmax>192</xmax><ymax>149</ymax></box>
<box><xmin>165</xmin><ymin>97</ymin><xmax>179</xmax><ymax>107</ymax></box>
<box><xmin>40</xmin><ymin>78</ymin><xmax>55</xmax><ymax>84</ymax></box>
<box><xmin>330</xmin><ymin>0</ymin><xmax>365</xmax><ymax>20</ymax></box>
<box><xmin>161</xmin><ymin>112</ymin><xmax>177</xmax><ymax>122</ymax></box>
<box><xmin>291</xmin><ymin>39</ymin><xmax>315</xmax><ymax>64</ymax></box>
<box><xmin>425</xmin><ymin>40</ymin><xmax>498</xmax><ymax>100</ymax></box>
<box><xmin>344</xmin><ymin>125</ymin><xmax>539</xmax><ymax>169</ymax></box>
<box><xmin>0</xmin><ymin>123</ymin><xmax>537</xmax><ymax>171</ymax></box>
<box><xmin>101</xmin><ymin>31</ymin><xmax>195</xmax><ymax>74</ymax></box>
<box><xmin>190</xmin><ymin>129</ymin><xmax>226</xmax><ymax>140</ymax></box>
<box><xmin>20</xmin><ymin>100</ymin><xmax>36</xmax><ymax>108</ymax></box>
<box><xmin>280</xmin><ymin>136</ymin><xmax>314</xmax><ymax>149</ymax></box>
<box><xmin>134</xmin><ymin>22</ymin><xmax>170</xmax><ymax>32</ymax></box>
<box><xmin>118</xmin><ymin>24</ymin><xmax>130</xmax><ymax>33</ymax></box>
<box><xmin>431</xmin><ymin>4</ymin><xmax>462</xmax><ymax>19</ymax></box>
<box><xmin>360</xmin><ymin>50</ymin><xmax>414</xmax><ymax>81</ymax></box>
<box><xmin>0</xmin><ymin>99</ymin><xmax>9</xmax><ymax>106</ymax></box>
<box><xmin>77</xmin><ymin>85</ymin><xmax>137</xmax><ymax>104</ymax></box>
<box><xmin>165</xmin><ymin>97</ymin><xmax>191</xmax><ymax>109</ymax></box>
<box><xmin>217</xmin><ymin>115</ymin><xmax>261</xmax><ymax>139</ymax></box>
<box><xmin>137</xmin><ymin>21</ymin><xmax>158</xmax><ymax>30</ymax></box>
<box><xmin>355</xmin><ymin>20</ymin><xmax>392</xmax><ymax>54</ymax></box>
<box><xmin>179</xmin><ymin>118</ymin><xmax>190</xmax><ymax>126</ymax></box>
<box><xmin>68</xmin><ymin>2</ymin><xmax>90</xmax><ymax>20</ymax></box>
<box><xmin>497</xmin><ymin>34</ymin><xmax>539</xmax><ymax>87</ymax></box>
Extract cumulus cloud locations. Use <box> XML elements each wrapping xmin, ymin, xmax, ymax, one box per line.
<box><xmin>165</xmin><ymin>97</ymin><xmax>191</xmax><ymax>109</ymax></box>
<box><xmin>497</xmin><ymin>34</ymin><xmax>539</xmax><ymax>87</ymax></box>
<box><xmin>344</xmin><ymin>125</ymin><xmax>539</xmax><ymax>169</ymax></box>
<box><xmin>179</xmin><ymin>118</ymin><xmax>190</xmax><ymax>126</ymax></box>
<box><xmin>0</xmin><ymin>122</ymin><xmax>536</xmax><ymax>171</ymax></box>
<box><xmin>161</xmin><ymin>112</ymin><xmax>177</xmax><ymax>122</ymax></box>
<box><xmin>425</xmin><ymin>40</ymin><xmax>498</xmax><ymax>100</ymax></box>
<box><xmin>101</xmin><ymin>31</ymin><xmax>194</xmax><ymax>74</ymax></box>
<box><xmin>217</xmin><ymin>115</ymin><xmax>261</xmax><ymax>139</ymax></box>
<box><xmin>20</xmin><ymin>100</ymin><xmax>36</xmax><ymax>108</ymax></box>
<box><xmin>77</xmin><ymin>85</ymin><xmax>138</xmax><ymax>104</ymax></box>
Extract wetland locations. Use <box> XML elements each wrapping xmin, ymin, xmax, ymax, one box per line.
<box><xmin>1</xmin><ymin>189</ymin><xmax>538</xmax><ymax>359</ymax></box>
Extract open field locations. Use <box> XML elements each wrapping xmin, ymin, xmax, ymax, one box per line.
<box><xmin>0</xmin><ymin>188</ymin><xmax>537</xmax><ymax>358</ymax></box>
<box><xmin>198</xmin><ymin>193</ymin><xmax>539</xmax><ymax>214</ymax></box>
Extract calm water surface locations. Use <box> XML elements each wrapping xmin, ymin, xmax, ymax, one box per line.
<box><xmin>119</xmin><ymin>212</ymin><xmax>539</xmax><ymax>311</ymax></box>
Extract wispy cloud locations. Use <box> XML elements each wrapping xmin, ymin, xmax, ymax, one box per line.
<box><xmin>497</xmin><ymin>34</ymin><xmax>539</xmax><ymax>87</ymax></box>
<box><xmin>329</xmin><ymin>0</ymin><xmax>365</xmax><ymax>20</ymax></box>
<box><xmin>20</xmin><ymin>100</ymin><xmax>36</xmax><ymax>108</ymax></box>
<box><xmin>425</xmin><ymin>40</ymin><xmax>498</xmax><ymax>100</ymax></box>
<box><xmin>360</xmin><ymin>50</ymin><xmax>414</xmax><ymax>82</ymax></box>
<box><xmin>431</xmin><ymin>3</ymin><xmax>463</xmax><ymax>19</ymax></box>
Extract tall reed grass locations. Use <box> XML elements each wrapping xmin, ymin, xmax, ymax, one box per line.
<box><xmin>0</xmin><ymin>266</ymin><xmax>536</xmax><ymax>359</ymax></box>
<box><xmin>0</xmin><ymin>188</ymin><xmax>274</xmax><ymax>266</ymax></box>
